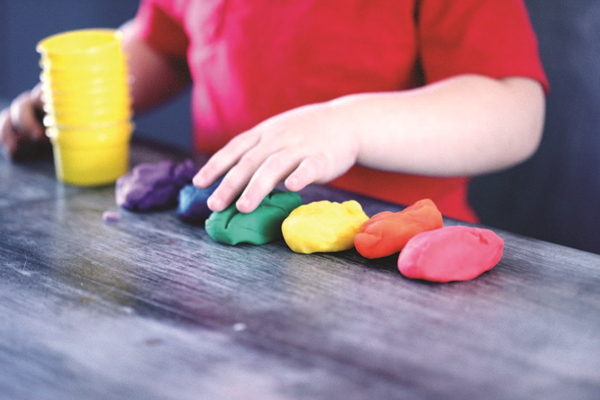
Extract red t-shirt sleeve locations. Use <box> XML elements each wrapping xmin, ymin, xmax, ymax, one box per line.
<box><xmin>418</xmin><ymin>0</ymin><xmax>549</xmax><ymax>93</ymax></box>
<box><xmin>134</xmin><ymin>0</ymin><xmax>189</xmax><ymax>60</ymax></box>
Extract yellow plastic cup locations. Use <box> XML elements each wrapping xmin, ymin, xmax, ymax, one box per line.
<box><xmin>47</xmin><ymin>121</ymin><xmax>133</xmax><ymax>144</ymax></box>
<box><xmin>40</xmin><ymin>70</ymin><xmax>129</xmax><ymax>88</ymax></box>
<box><xmin>37</xmin><ymin>28</ymin><xmax>131</xmax><ymax>117</ymax></box>
<box><xmin>43</xmin><ymin>96</ymin><xmax>132</xmax><ymax>116</ymax></box>
<box><xmin>39</xmin><ymin>77</ymin><xmax>132</xmax><ymax>123</ymax></box>
<box><xmin>45</xmin><ymin>108</ymin><xmax>132</xmax><ymax>128</ymax></box>
<box><xmin>40</xmin><ymin>79</ymin><xmax>130</xmax><ymax>98</ymax></box>
<box><xmin>43</xmin><ymin>90</ymin><xmax>131</xmax><ymax>108</ymax></box>
<box><xmin>46</xmin><ymin>122</ymin><xmax>133</xmax><ymax>186</ymax></box>
<box><xmin>37</xmin><ymin>29</ymin><xmax>125</xmax><ymax>68</ymax></box>
<box><xmin>39</xmin><ymin>53</ymin><xmax>126</xmax><ymax>71</ymax></box>
<box><xmin>42</xmin><ymin>90</ymin><xmax>130</xmax><ymax>109</ymax></box>
<box><xmin>37</xmin><ymin>28</ymin><xmax>135</xmax><ymax>186</ymax></box>
<box><xmin>41</xmin><ymin>84</ymin><xmax>132</xmax><ymax>128</ymax></box>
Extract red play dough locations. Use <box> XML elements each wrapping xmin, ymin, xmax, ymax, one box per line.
<box><xmin>397</xmin><ymin>226</ymin><xmax>504</xmax><ymax>282</ymax></box>
<box><xmin>354</xmin><ymin>199</ymin><xmax>443</xmax><ymax>259</ymax></box>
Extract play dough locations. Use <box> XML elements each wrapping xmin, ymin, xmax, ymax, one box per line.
<box><xmin>397</xmin><ymin>226</ymin><xmax>504</xmax><ymax>282</ymax></box>
<box><xmin>102</xmin><ymin>210</ymin><xmax>121</xmax><ymax>223</ymax></box>
<box><xmin>354</xmin><ymin>199</ymin><xmax>443</xmax><ymax>259</ymax></box>
<box><xmin>176</xmin><ymin>178</ymin><xmax>223</xmax><ymax>223</ymax></box>
<box><xmin>115</xmin><ymin>159</ymin><xmax>196</xmax><ymax>212</ymax></box>
<box><xmin>282</xmin><ymin>200</ymin><xmax>369</xmax><ymax>254</ymax></box>
<box><xmin>205</xmin><ymin>189</ymin><xmax>303</xmax><ymax>245</ymax></box>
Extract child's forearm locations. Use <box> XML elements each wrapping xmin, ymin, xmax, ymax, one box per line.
<box><xmin>119</xmin><ymin>20</ymin><xmax>191</xmax><ymax>114</ymax></box>
<box><xmin>333</xmin><ymin>74</ymin><xmax>546</xmax><ymax>177</ymax></box>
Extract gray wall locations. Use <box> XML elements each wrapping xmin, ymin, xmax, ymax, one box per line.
<box><xmin>0</xmin><ymin>0</ymin><xmax>191</xmax><ymax>150</ymax></box>
<box><xmin>469</xmin><ymin>0</ymin><xmax>600</xmax><ymax>254</ymax></box>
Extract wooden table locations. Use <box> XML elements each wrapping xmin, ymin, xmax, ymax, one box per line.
<box><xmin>1</xmin><ymin>141</ymin><xmax>599</xmax><ymax>400</ymax></box>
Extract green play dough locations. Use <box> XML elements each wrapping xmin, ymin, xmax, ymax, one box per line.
<box><xmin>205</xmin><ymin>189</ymin><xmax>303</xmax><ymax>245</ymax></box>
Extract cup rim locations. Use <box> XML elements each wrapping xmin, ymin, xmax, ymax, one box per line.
<box><xmin>43</xmin><ymin>97</ymin><xmax>132</xmax><ymax>110</ymax></box>
<box><xmin>37</xmin><ymin>29</ymin><xmax>123</xmax><ymax>57</ymax></box>
<box><xmin>41</xmin><ymin>83</ymin><xmax>130</xmax><ymax>97</ymax></box>
<box><xmin>47</xmin><ymin>112</ymin><xmax>132</xmax><ymax>125</ymax></box>
<box><xmin>44</xmin><ymin>114</ymin><xmax>133</xmax><ymax>129</ymax></box>
<box><xmin>41</xmin><ymin>83</ymin><xmax>130</xmax><ymax>96</ymax></box>
<box><xmin>46</xmin><ymin>121</ymin><xmax>134</xmax><ymax>138</ymax></box>
<box><xmin>39</xmin><ymin>69</ymin><xmax>128</xmax><ymax>81</ymax></box>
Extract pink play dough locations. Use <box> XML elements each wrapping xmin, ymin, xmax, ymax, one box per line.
<box><xmin>397</xmin><ymin>226</ymin><xmax>504</xmax><ymax>282</ymax></box>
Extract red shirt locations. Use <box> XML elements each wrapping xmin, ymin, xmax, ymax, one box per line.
<box><xmin>135</xmin><ymin>0</ymin><xmax>548</xmax><ymax>222</ymax></box>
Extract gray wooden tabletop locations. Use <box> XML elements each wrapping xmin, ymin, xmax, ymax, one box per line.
<box><xmin>1</xmin><ymin>141</ymin><xmax>599</xmax><ymax>400</ymax></box>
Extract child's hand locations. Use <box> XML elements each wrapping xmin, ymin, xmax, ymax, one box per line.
<box><xmin>193</xmin><ymin>101</ymin><xmax>360</xmax><ymax>213</ymax></box>
<box><xmin>0</xmin><ymin>84</ymin><xmax>47</xmax><ymax>160</ymax></box>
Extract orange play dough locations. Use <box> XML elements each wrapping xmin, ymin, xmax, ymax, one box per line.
<box><xmin>354</xmin><ymin>199</ymin><xmax>443</xmax><ymax>259</ymax></box>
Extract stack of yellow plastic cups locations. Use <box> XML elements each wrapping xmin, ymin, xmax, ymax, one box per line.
<box><xmin>37</xmin><ymin>29</ymin><xmax>133</xmax><ymax>186</ymax></box>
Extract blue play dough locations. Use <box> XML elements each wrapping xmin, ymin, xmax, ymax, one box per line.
<box><xmin>176</xmin><ymin>178</ymin><xmax>223</xmax><ymax>223</ymax></box>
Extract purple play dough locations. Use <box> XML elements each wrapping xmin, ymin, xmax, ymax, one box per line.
<box><xmin>102</xmin><ymin>211</ymin><xmax>121</xmax><ymax>223</ymax></box>
<box><xmin>115</xmin><ymin>159</ymin><xmax>196</xmax><ymax>212</ymax></box>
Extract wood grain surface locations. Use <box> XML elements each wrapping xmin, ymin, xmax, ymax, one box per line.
<box><xmin>1</xmin><ymin>141</ymin><xmax>599</xmax><ymax>400</ymax></box>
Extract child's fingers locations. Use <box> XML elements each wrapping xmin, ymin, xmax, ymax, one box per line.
<box><xmin>193</xmin><ymin>131</ymin><xmax>260</xmax><ymax>188</ymax></box>
<box><xmin>0</xmin><ymin>110</ymin><xmax>18</xmax><ymax>155</ymax></box>
<box><xmin>1</xmin><ymin>87</ymin><xmax>45</xmax><ymax>158</ymax></box>
<box><xmin>284</xmin><ymin>155</ymin><xmax>326</xmax><ymax>192</ymax></box>
<box><xmin>207</xmin><ymin>143</ymin><xmax>300</xmax><ymax>212</ymax></box>
<box><xmin>234</xmin><ymin>151</ymin><xmax>304</xmax><ymax>213</ymax></box>
<box><xmin>206</xmin><ymin>173</ymin><xmax>244</xmax><ymax>212</ymax></box>
<box><xmin>10</xmin><ymin>89</ymin><xmax>45</xmax><ymax>141</ymax></box>
<box><xmin>205</xmin><ymin>143</ymin><xmax>277</xmax><ymax>211</ymax></box>
<box><xmin>235</xmin><ymin>149</ymin><xmax>348</xmax><ymax>213</ymax></box>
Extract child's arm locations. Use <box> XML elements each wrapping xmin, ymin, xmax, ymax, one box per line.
<box><xmin>119</xmin><ymin>19</ymin><xmax>191</xmax><ymax>113</ymax></box>
<box><xmin>194</xmin><ymin>74</ymin><xmax>545</xmax><ymax>213</ymax></box>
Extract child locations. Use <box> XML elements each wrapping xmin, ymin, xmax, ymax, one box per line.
<box><xmin>0</xmin><ymin>0</ymin><xmax>548</xmax><ymax>222</ymax></box>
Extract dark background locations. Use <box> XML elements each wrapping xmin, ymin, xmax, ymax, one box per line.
<box><xmin>1</xmin><ymin>0</ymin><xmax>600</xmax><ymax>254</ymax></box>
<box><xmin>469</xmin><ymin>1</ymin><xmax>600</xmax><ymax>255</ymax></box>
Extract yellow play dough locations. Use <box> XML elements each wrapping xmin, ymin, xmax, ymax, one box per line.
<box><xmin>282</xmin><ymin>200</ymin><xmax>369</xmax><ymax>254</ymax></box>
